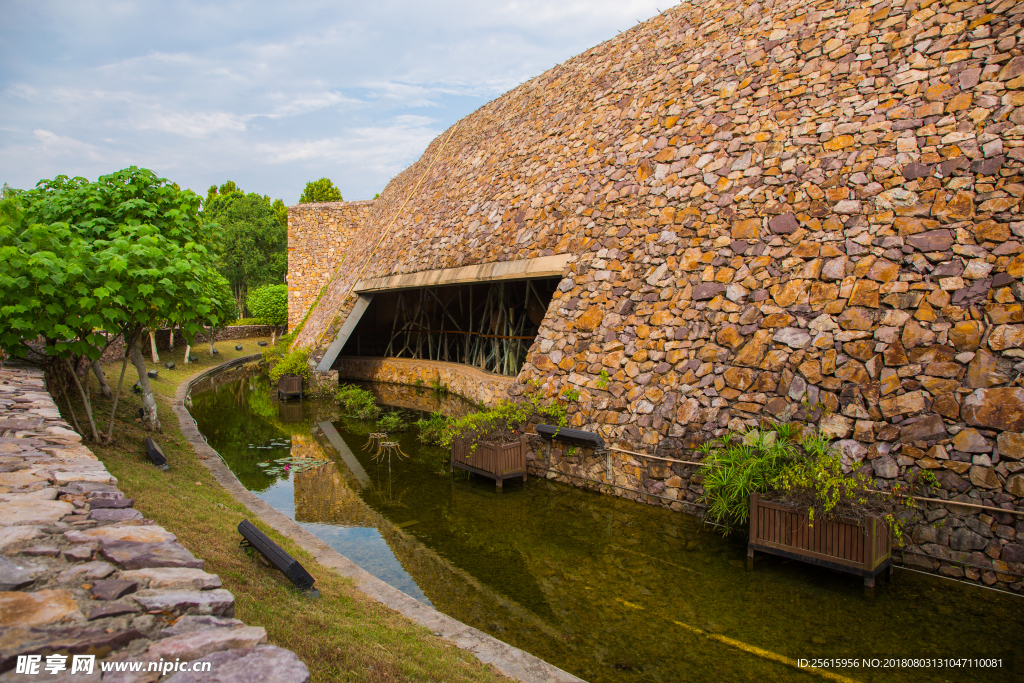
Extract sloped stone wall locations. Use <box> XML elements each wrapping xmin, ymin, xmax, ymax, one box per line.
<box><xmin>293</xmin><ymin>0</ymin><xmax>1024</xmax><ymax>588</ymax></box>
<box><xmin>0</xmin><ymin>366</ymin><xmax>308</xmax><ymax>679</ymax></box>
<box><xmin>287</xmin><ymin>201</ymin><xmax>373</xmax><ymax>329</ymax></box>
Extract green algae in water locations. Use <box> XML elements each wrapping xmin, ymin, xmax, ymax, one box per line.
<box><xmin>190</xmin><ymin>373</ymin><xmax>1024</xmax><ymax>683</ymax></box>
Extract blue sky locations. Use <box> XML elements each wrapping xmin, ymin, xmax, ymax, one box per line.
<box><xmin>1</xmin><ymin>1</ymin><xmax>666</xmax><ymax>204</ymax></box>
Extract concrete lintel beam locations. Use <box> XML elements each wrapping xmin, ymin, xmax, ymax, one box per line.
<box><xmin>353</xmin><ymin>254</ymin><xmax>571</xmax><ymax>294</ymax></box>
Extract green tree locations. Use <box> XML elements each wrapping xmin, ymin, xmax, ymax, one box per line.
<box><xmin>0</xmin><ymin>199</ymin><xmax>107</xmax><ymax>439</ymax></box>
<box><xmin>272</xmin><ymin>198</ymin><xmax>288</xmax><ymax>231</ymax></box>
<box><xmin>2</xmin><ymin>167</ymin><xmax>227</xmax><ymax>435</ymax></box>
<box><xmin>204</xmin><ymin>185</ymin><xmax>287</xmax><ymax>316</ymax></box>
<box><xmin>299</xmin><ymin>177</ymin><xmax>342</xmax><ymax>203</ymax></box>
<box><xmin>247</xmin><ymin>284</ymin><xmax>288</xmax><ymax>343</ymax></box>
<box><xmin>200</xmin><ymin>271</ymin><xmax>237</xmax><ymax>354</ymax></box>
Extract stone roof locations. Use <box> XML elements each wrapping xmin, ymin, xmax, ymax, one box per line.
<box><xmin>295</xmin><ymin>0</ymin><xmax>1024</xmax><ymax>488</ymax></box>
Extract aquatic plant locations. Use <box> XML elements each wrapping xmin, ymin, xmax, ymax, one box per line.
<box><xmin>413</xmin><ymin>412</ymin><xmax>446</xmax><ymax>445</ymax></box>
<box><xmin>771</xmin><ymin>441</ymin><xmax>936</xmax><ymax>546</ymax></box>
<box><xmin>377</xmin><ymin>411</ymin><xmax>408</xmax><ymax>433</ymax></box>
<box><xmin>335</xmin><ymin>384</ymin><xmax>380</xmax><ymax>420</ymax></box>
<box><xmin>257</xmin><ymin>456</ymin><xmax>325</xmax><ymax>476</ymax></box>
<box><xmin>698</xmin><ymin>422</ymin><xmax>935</xmax><ymax>543</ymax></box>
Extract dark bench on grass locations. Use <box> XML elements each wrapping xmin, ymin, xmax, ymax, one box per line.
<box><xmin>238</xmin><ymin>520</ymin><xmax>317</xmax><ymax>595</ymax></box>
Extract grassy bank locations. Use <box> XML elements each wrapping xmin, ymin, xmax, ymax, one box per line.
<box><xmin>59</xmin><ymin>339</ymin><xmax>507</xmax><ymax>683</ymax></box>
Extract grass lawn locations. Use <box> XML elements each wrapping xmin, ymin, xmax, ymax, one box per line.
<box><xmin>62</xmin><ymin>338</ymin><xmax>509</xmax><ymax>683</ymax></box>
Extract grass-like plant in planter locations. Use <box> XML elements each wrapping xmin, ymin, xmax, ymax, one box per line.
<box><xmin>698</xmin><ymin>423</ymin><xmax>933</xmax><ymax>589</ymax></box>
<box><xmin>439</xmin><ymin>397</ymin><xmax>566</xmax><ymax>490</ymax></box>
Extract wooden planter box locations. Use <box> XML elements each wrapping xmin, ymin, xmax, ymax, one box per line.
<box><xmin>277</xmin><ymin>374</ymin><xmax>303</xmax><ymax>400</ymax></box>
<box><xmin>748</xmin><ymin>492</ymin><xmax>892</xmax><ymax>588</ymax></box>
<box><xmin>451</xmin><ymin>437</ymin><xmax>527</xmax><ymax>490</ymax></box>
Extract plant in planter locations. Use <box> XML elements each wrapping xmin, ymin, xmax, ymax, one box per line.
<box><xmin>698</xmin><ymin>423</ymin><xmax>934</xmax><ymax>587</ymax></box>
<box><xmin>698</xmin><ymin>424</ymin><xmax>800</xmax><ymax>531</ymax></box>
<box><xmin>440</xmin><ymin>397</ymin><xmax>566</xmax><ymax>489</ymax></box>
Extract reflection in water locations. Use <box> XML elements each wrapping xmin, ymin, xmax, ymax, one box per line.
<box><xmin>190</xmin><ymin>371</ymin><xmax>1024</xmax><ymax>683</ymax></box>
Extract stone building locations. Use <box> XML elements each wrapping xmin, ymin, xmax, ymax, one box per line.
<box><xmin>288</xmin><ymin>0</ymin><xmax>1024</xmax><ymax>589</ymax></box>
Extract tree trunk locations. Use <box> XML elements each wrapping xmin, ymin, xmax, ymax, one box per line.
<box><xmin>149</xmin><ymin>329</ymin><xmax>160</xmax><ymax>363</ymax></box>
<box><xmin>169</xmin><ymin>329</ymin><xmax>174</xmax><ymax>351</ymax></box>
<box><xmin>271</xmin><ymin>326</ymin><xmax>278</xmax><ymax>346</ymax></box>
<box><xmin>184</xmin><ymin>344</ymin><xmax>191</xmax><ymax>364</ymax></box>
<box><xmin>63</xmin><ymin>357</ymin><xmax>100</xmax><ymax>441</ymax></box>
<box><xmin>105</xmin><ymin>333</ymin><xmax>133</xmax><ymax>443</ymax></box>
<box><xmin>234</xmin><ymin>284</ymin><xmax>246</xmax><ymax>319</ymax></box>
<box><xmin>130</xmin><ymin>334</ymin><xmax>160</xmax><ymax>431</ymax></box>
<box><xmin>92</xmin><ymin>361</ymin><xmax>113</xmax><ymax>399</ymax></box>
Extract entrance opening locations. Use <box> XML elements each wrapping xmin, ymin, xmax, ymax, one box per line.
<box><xmin>338</xmin><ymin>278</ymin><xmax>559</xmax><ymax>377</ymax></box>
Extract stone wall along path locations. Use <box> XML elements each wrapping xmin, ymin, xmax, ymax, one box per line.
<box><xmin>0</xmin><ymin>365</ymin><xmax>309</xmax><ymax>682</ymax></box>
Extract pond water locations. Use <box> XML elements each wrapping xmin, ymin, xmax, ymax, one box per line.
<box><xmin>189</xmin><ymin>370</ymin><xmax>1024</xmax><ymax>683</ymax></box>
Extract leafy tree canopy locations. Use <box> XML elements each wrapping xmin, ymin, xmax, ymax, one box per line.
<box><xmin>203</xmin><ymin>185</ymin><xmax>287</xmax><ymax>316</ymax></box>
<box><xmin>0</xmin><ymin>166</ymin><xmax>230</xmax><ymax>436</ymax></box>
<box><xmin>246</xmin><ymin>284</ymin><xmax>288</xmax><ymax>326</ymax></box>
<box><xmin>1</xmin><ymin>167</ymin><xmax>225</xmax><ymax>359</ymax></box>
<box><xmin>299</xmin><ymin>177</ymin><xmax>342</xmax><ymax>203</ymax></box>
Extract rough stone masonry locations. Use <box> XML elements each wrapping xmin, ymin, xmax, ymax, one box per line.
<box><xmin>288</xmin><ymin>0</ymin><xmax>1024</xmax><ymax>590</ymax></box>
<box><xmin>0</xmin><ymin>365</ymin><xmax>309</xmax><ymax>682</ymax></box>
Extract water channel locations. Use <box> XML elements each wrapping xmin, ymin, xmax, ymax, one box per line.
<box><xmin>188</xmin><ymin>368</ymin><xmax>1023</xmax><ymax>683</ymax></box>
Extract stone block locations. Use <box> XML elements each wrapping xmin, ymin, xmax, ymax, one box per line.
<box><xmin>900</xmin><ymin>414</ymin><xmax>947</xmax><ymax>443</ymax></box>
<box><xmin>0</xmin><ymin>589</ymin><xmax>81</xmax><ymax>627</ymax></box>
<box><xmin>0</xmin><ymin>556</ymin><xmax>44</xmax><ymax>591</ymax></box>
<box><xmin>120</xmin><ymin>567</ymin><xmax>222</xmax><ymax>591</ymax></box>
<box><xmin>962</xmin><ymin>388</ymin><xmax>1024</xmax><ymax>432</ymax></box>
<box><xmin>131</xmin><ymin>588</ymin><xmax>235</xmax><ymax>617</ymax></box>
<box><xmin>100</xmin><ymin>541</ymin><xmax>205</xmax><ymax>570</ymax></box>
<box><xmin>147</xmin><ymin>625</ymin><xmax>267</xmax><ymax>661</ymax></box>
<box><xmin>951</xmin><ymin>428</ymin><xmax>991</xmax><ymax>453</ymax></box>
<box><xmin>163</xmin><ymin>645</ymin><xmax>310</xmax><ymax>683</ymax></box>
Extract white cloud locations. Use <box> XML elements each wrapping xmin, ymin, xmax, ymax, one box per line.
<box><xmin>32</xmin><ymin>129</ymin><xmax>103</xmax><ymax>160</ymax></box>
<box><xmin>0</xmin><ymin>0</ymin><xmax>668</xmax><ymax>201</ymax></box>
<box><xmin>255</xmin><ymin>116</ymin><xmax>439</xmax><ymax>173</ymax></box>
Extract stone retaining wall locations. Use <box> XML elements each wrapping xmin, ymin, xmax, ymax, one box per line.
<box><xmin>287</xmin><ymin>201</ymin><xmax>373</xmax><ymax>330</ymax></box>
<box><xmin>0</xmin><ymin>365</ymin><xmax>309</xmax><ymax>680</ymax></box>
<box><xmin>333</xmin><ymin>356</ymin><xmax>513</xmax><ymax>408</ymax></box>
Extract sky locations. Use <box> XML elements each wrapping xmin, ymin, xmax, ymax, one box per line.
<box><xmin>0</xmin><ymin>0</ymin><xmax>668</xmax><ymax>204</ymax></box>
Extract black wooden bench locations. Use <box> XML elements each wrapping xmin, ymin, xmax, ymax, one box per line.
<box><xmin>238</xmin><ymin>520</ymin><xmax>318</xmax><ymax>596</ymax></box>
<box><xmin>534</xmin><ymin>424</ymin><xmax>605</xmax><ymax>449</ymax></box>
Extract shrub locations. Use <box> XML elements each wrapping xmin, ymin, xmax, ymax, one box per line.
<box><xmin>336</xmin><ymin>384</ymin><xmax>380</xmax><ymax>420</ymax></box>
<box><xmin>229</xmin><ymin>317</ymin><xmax>262</xmax><ymax>326</ymax></box>
<box><xmin>267</xmin><ymin>347</ymin><xmax>311</xmax><ymax>383</ymax></box>
<box><xmin>299</xmin><ymin>178</ymin><xmax>342</xmax><ymax>203</ymax></box>
<box><xmin>246</xmin><ymin>285</ymin><xmax>288</xmax><ymax>326</ymax></box>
